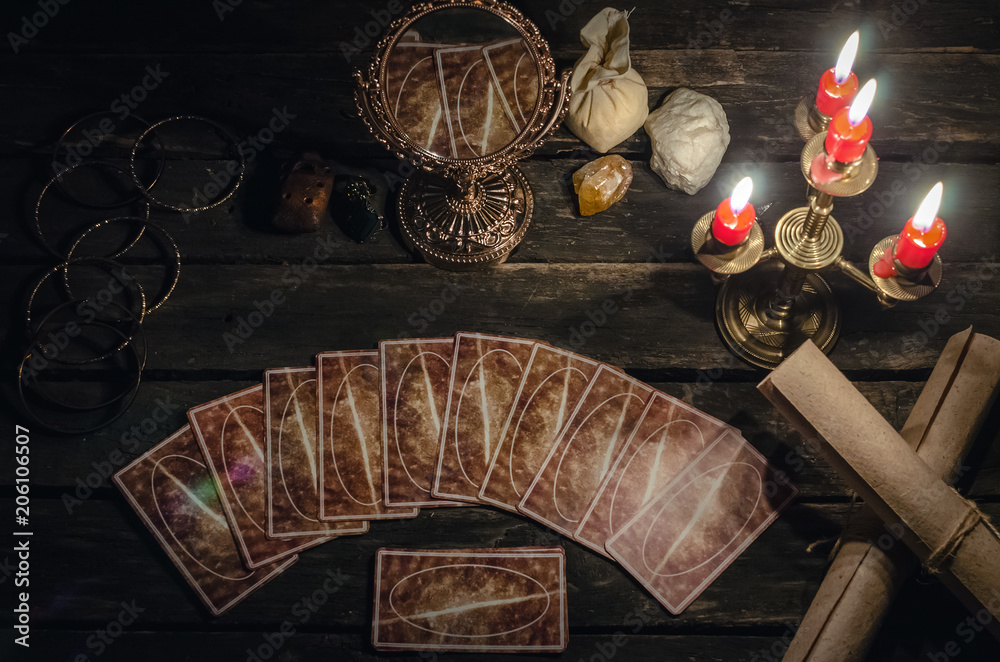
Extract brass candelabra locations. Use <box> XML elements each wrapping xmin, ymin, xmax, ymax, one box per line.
<box><xmin>691</xmin><ymin>108</ymin><xmax>943</xmax><ymax>370</ymax></box>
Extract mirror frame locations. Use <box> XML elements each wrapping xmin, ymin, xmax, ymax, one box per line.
<box><xmin>355</xmin><ymin>0</ymin><xmax>568</xmax><ymax>184</ymax></box>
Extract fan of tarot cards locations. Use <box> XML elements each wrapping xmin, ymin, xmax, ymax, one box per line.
<box><xmin>114</xmin><ymin>332</ymin><xmax>796</xmax><ymax>652</ymax></box>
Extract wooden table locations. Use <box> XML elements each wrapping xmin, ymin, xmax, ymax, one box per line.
<box><xmin>2</xmin><ymin>1</ymin><xmax>999</xmax><ymax>660</ymax></box>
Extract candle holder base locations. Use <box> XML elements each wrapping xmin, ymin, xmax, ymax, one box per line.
<box><xmin>801</xmin><ymin>132</ymin><xmax>878</xmax><ymax>198</ymax></box>
<box><xmin>795</xmin><ymin>97</ymin><xmax>830</xmax><ymax>142</ymax></box>
<box><xmin>691</xmin><ymin>212</ymin><xmax>766</xmax><ymax>275</ymax></box>
<box><xmin>868</xmin><ymin>236</ymin><xmax>944</xmax><ymax>302</ymax></box>
<box><xmin>693</xmin><ymin>90</ymin><xmax>944</xmax><ymax>369</ymax></box>
<box><xmin>716</xmin><ymin>261</ymin><xmax>840</xmax><ymax>370</ymax></box>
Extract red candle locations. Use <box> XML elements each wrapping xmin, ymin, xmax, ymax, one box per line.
<box><xmin>815</xmin><ymin>31</ymin><xmax>860</xmax><ymax>116</ymax></box>
<box><xmin>894</xmin><ymin>182</ymin><xmax>947</xmax><ymax>270</ymax></box>
<box><xmin>824</xmin><ymin>78</ymin><xmax>876</xmax><ymax>164</ymax></box>
<box><xmin>711</xmin><ymin>177</ymin><xmax>756</xmax><ymax>246</ymax></box>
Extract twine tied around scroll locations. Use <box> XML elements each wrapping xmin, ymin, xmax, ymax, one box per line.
<box><xmin>924</xmin><ymin>498</ymin><xmax>1000</xmax><ymax>574</ymax></box>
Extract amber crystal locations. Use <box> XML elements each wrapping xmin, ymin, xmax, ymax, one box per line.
<box><xmin>573</xmin><ymin>155</ymin><xmax>633</xmax><ymax>216</ymax></box>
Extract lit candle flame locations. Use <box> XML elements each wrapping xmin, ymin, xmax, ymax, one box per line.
<box><xmin>912</xmin><ymin>182</ymin><xmax>943</xmax><ymax>232</ymax></box>
<box><xmin>848</xmin><ymin>78</ymin><xmax>877</xmax><ymax>126</ymax></box>
<box><xmin>834</xmin><ymin>31</ymin><xmax>859</xmax><ymax>84</ymax></box>
<box><xmin>729</xmin><ymin>177</ymin><xmax>753</xmax><ymax>214</ymax></box>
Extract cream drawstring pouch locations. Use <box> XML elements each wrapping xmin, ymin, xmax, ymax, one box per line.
<box><xmin>565</xmin><ymin>8</ymin><xmax>649</xmax><ymax>153</ymax></box>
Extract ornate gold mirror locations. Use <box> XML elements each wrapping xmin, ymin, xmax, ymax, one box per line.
<box><xmin>356</xmin><ymin>0</ymin><xmax>571</xmax><ymax>270</ymax></box>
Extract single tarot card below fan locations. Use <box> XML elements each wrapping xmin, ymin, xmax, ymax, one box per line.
<box><xmin>606</xmin><ymin>431</ymin><xmax>797</xmax><ymax>615</ymax></box>
<box><xmin>188</xmin><ymin>385</ymin><xmax>334</xmax><ymax>568</ymax></box>
<box><xmin>317</xmin><ymin>351</ymin><xmax>418</xmax><ymax>521</ymax></box>
<box><xmin>265</xmin><ymin>367</ymin><xmax>369</xmax><ymax>538</ymax></box>
<box><xmin>479</xmin><ymin>344</ymin><xmax>599</xmax><ymax>513</ymax></box>
<box><xmin>432</xmin><ymin>333</ymin><xmax>535</xmax><ymax>503</ymax></box>
<box><xmin>574</xmin><ymin>391</ymin><xmax>736</xmax><ymax>558</ymax></box>
<box><xmin>435</xmin><ymin>44</ymin><xmax>518</xmax><ymax>159</ymax></box>
<box><xmin>380</xmin><ymin>338</ymin><xmax>466</xmax><ymax>508</ymax></box>
<box><xmin>518</xmin><ymin>365</ymin><xmax>653</xmax><ymax>537</ymax></box>
<box><xmin>372</xmin><ymin>547</ymin><xmax>567</xmax><ymax>653</ymax></box>
<box><xmin>113</xmin><ymin>425</ymin><xmax>297</xmax><ymax>616</ymax></box>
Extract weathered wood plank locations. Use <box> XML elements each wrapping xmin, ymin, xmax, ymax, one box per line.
<box><xmin>10</xmin><ymin>497</ymin><xmax>1000</xmax><ymax>634</ymax></box>
<box><xmin>5</xmin><ymin>379</ymin><xmax>998</xmax><ymax>498</ymax></box>
<box><xmin>0</xmin><ymin>52</ymin><xmax>996</xmax><ymax>162</ymax></box>
<box><xmin>0</xmin><ymin>632</ymin><xmax>836</xmax><ymax>662</ymax></box>
<box><xmin>0</xmin><ymin>0</ymin><xmax>995</xmax><ymax>657</ymax></box>
<box><xmin>11</xmin><ymin>633</ymin><xmax>792</xmax><ymax>662</ymax></box>
<box><xmin>3</xmin><ymin>158</ymin><xmax>995</xmax><ymax>266</ymax></box>
<box><xmin>0</xmin><ymin>0</ymin><xmax>996</xmax><ymax>54</ymax></box>
<box><xmin>2</xmin><ymin>263</ymin><xmax>997</xmax><ymax>375</ymax></box>
<box><xmin>12</xmin><ymin>633</ymin><xmax>792</xmax><ymax>662</ymax></box>
<box><xmin>17</xmin><ymin>629</ymin><xmax>1000</xmax><ymax>662</ymax></box>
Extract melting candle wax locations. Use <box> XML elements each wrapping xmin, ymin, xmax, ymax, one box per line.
<box><xmin>711</xmin><ymin>177</ymin><xmax>756</xmax><ymax>246</ymax></box>
<box><xmin>815</xmin><ymin>31</ymin><xmax>860</xmax><ymax>116</ymax></box>
<box><xmin>824</xmin><ymin>78</ymin><xmax>876</xmax><ymax>164</ymax></box>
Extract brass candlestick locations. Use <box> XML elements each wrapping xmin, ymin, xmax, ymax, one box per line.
<box><xmin>693</xmin><ymin>132</ymin><xmax>943</xmax><ymax>370</ymax></box>
<box><xmin>794</xmin><ymin>96</ymin><xmax>833</xmax><ymax>141</ymax></box>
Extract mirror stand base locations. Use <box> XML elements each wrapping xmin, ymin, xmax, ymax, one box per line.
<box><xmin>398</xmin><ymin>167</ymin><xmax>534</xmax><ymax>271</ymax></box>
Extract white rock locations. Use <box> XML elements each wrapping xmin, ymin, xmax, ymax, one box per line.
<box><xmin>644</xmin><ymin>88</ymin><xmax>730</xmax><ymax>195</ymax></box>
